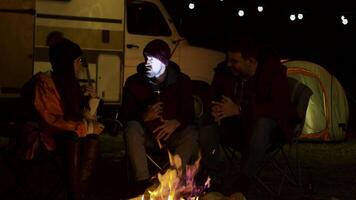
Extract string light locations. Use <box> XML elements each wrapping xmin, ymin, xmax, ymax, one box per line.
<box><xmin>297</xmin><ymin>13</ymin><xmax>304</xmax><ymax>20</ymax></box>
<box><xmin>188</xmin><ymin>2</ymin><xmax>195</xmax><ymax>10</ymax></box>
<box><xmin>184</xmin><ymin>1</ymin><xmax>354</xmax><ymax>27</ymax></box>
<box><xmin>341</xmin><ymin>15</ymin><xmax>349</xmax><ymax>25</ymax></box>
<box><xmin>238</xmin><ymin>9</ymin><xmax>245</xmax><ymax>17</ymax></box>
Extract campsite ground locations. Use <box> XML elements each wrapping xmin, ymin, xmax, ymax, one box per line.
<box><xmin>91</xmin><ymin>133</ymin><xmax>356</xmax><ymax>200</ymax></box>
<box><xmin>1</xmin><ymin>130</ymin><xmax>356</xmax><ymax>200</ymax></box>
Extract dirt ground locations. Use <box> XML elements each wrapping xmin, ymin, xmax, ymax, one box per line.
<box><xmin>92</xmin><ymin>133</ymin><xmax>356</xmax><ymax>200</ymax></box>
<box><xmin>1</xmin><ymin>133</ymin><xmax>356</xmax><ymax>200</ymax></box>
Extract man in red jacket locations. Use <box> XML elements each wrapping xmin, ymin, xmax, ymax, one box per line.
<box><xmin>200</xmin><ymin>35</ymin><xmax>298</xmax><ymax>193</ymax></box>
<box><xmin>122</xmin><ymin>39</ymin><xmax>198</xmax><ymax>196</ymax></box>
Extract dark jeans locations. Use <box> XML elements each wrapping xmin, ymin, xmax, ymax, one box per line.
<box><xmin>125</xmin><ymin>121</ymin><xmax>199</xmax><ymax>181</ymax></box>
<box><xmin>199</xmin><ymin>117</ymin><xmax>277</xmax><ymax>178</ymax></box>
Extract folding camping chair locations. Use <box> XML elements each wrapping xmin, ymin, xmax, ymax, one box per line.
<box><xmin>253</xmin><ymin>77</ymin><xmax>313</xmax><ymax>196</ymax></box>
<box><xmin>218</xmin><ymin>77</ymin><xmax>312</xmax><ymax>196</ymax></box>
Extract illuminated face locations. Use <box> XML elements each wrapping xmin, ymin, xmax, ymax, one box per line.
<box><xmin>145</xmin><ymin>55</ymin><xmax>166</xmax><ymax>78</ymax></box>
<box><xmin>227</xmin><ymin>51</ymin><xmax>256</xmax><ymax>78</ymax></box>
<box><xmin>73</xmin><ymin>56</ymin><xmax>82</xmax><ymax>77</ymax></box>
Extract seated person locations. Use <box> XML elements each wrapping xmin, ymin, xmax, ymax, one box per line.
<box><xmin>26</xmin><ymin>32</ymin><xmax>104</xmax><ymax>200</ymax></box>
<box><xmin>199</xmin><ymin>35</ymin><xmax>298</xmax><ymax>193</ymax></box>
<box><xmin>122</xmin><ymin>39</ymin><xmax>199</xmax><ymax>196</ymax></box>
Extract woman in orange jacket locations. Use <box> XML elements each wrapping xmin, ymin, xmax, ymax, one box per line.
<box><xmin>32</xmin><ymin>32</ymin><xmax>104</xmax><ymax>200</ymax></box>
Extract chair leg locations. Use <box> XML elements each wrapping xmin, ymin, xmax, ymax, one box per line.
<box><xmin>276</xmin><ymin>149</ymin><xmax>298</xmax><ymax>186</ymax></box>
<box><xmin>269</xmin><ymin>154</ymin><xmax>294</xmax><ymax>196</ymax></box>
<box><xmin>295</xmin><ymin>140</ymin><xmax>303</xmax><ymax>186</ymax></box>
<box><xmin>254</xmin><ymin>173</ymin><xmax>278</xmax><ymax>197</ymax></box>
<box><xmin>254</xmin><ymin>151</ymin><xmax>279</xmax><ymax>197</ymax></box>
<box><xmin>253</xmin><ymin>145</ymin><xmax>303</xmax><ymax>197</ymax></box>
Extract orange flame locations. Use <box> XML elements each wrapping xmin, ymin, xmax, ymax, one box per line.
<box><xmin>144</xmin><ymin>150</ymin><xmax>210</xmax><ymax>200</ymax></box>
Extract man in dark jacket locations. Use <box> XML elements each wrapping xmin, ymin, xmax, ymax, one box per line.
<box><xmin>199</xmin><ymin>36</ymin><xmax>298</xmax><ymax>193</ymax></box>
<box><xmin>122</xmin><ymin>39</ymin><xmax>198</xmax><ymax>196</ymax></box>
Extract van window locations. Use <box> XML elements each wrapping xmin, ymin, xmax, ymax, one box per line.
<box><xmin>127</xmin><ymin>2</ymin><xmax>172</xmax><ymax>36</ymax></box>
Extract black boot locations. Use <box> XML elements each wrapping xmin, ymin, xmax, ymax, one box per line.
<box><xmin>79</xmin><ymin>134</ymin><xmax>100</xmax><ymax>200</ymax></box>
<box><xmin>61</xmin><ymin>134</ymin><xmax>81</xmax><ymax>200</ymax></box>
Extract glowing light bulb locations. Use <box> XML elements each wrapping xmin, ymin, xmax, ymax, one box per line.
<box><xmin>342</xmin><ymin>18</ymin><xmax>348</xmax><ymax>25</ymax></box>
<box><xmin>297</xmin><ymin>13</ymin><xmax>303</xmax><ymax>20</ymax></box>
<box><xmin>238</xmin><ymin>9</ymin><xmax>245</xmax><ymax>17</ymax></box>
<box><xmin>188</xmin><ymin>3</ymin><xmax>195</xmax><ymax>10</ymax></box>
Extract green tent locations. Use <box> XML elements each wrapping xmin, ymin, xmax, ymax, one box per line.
<box><xmin>284</xmin><ymin>60</ymin><xmax>349</xmax><ymax>141</ymax></box>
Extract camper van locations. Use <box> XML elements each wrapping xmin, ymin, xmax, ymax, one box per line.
<box><xmin>0</xmin><ymin>0</ymin><xmax>225</xmax><ymax>106</ymax></box>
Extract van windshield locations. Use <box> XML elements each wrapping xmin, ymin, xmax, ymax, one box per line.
<box><xmin>127</xmin><ymin>1</ymin><xmax>172</xmax><ymax>36</ymax></box>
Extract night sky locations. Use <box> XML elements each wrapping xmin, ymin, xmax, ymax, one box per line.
<box><xmin>161</xmin><ymin>0</ymin><xmax>356</xmax><ymax>97</ymax></box>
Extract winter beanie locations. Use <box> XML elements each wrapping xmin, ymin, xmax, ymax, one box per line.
<box><xmin>47</xmin><ymin>32</ymin><xmax>83</xmax><ymax>73</ymax></box>
<box><xmin>143</xmin><ymin>39</ymin><xmax>171</xmax><ymax>66</ymax></box>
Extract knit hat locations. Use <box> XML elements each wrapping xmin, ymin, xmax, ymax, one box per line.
<box><xmin>47</xmin><ymin>32</ymin><xmax>82</xmax><ymax>72</ymax></box>
<box><xmin>143</xmin><ymin>39</ymin><xmax>171</xmax><ymax>66</ymax></box>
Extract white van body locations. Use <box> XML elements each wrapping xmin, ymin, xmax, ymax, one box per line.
<box><xmin>1</xmin><ymin>0</ymin><xmax>225</xmax><ymax>104</ymax></box>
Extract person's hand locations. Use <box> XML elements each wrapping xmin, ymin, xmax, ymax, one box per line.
<box><xmin>142</xmin><ymin>102</ymin><xmax>163</xmax><ymax>122</ymax></box>
<box><xmin>211</xmin><ymin>95</ymin><xmax>241</xmax><ymax>122</ymax></box>
<box><xmin>83</xmin><ymin>85</ymin><xmax>98</xmax><ymax>98</ymax></box>
<box><xmin>92</xmin><ymin>121</ymin><xmax>105</xmax><ymax>134</ymax></box>
<box><xmin>153</xmin><ymin>119</ymin><xmax>180</xmax><ymax>141</ymax></box>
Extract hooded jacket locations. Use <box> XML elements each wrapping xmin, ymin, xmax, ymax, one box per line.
<box><xmin>122</xmin><ymin>61</ymin><xmax>195</xmax><ymax>133</ymax></box>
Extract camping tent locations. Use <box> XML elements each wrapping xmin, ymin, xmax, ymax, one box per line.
<box><xmin>283</xmin><ymin>60</ymin><xmax>349</xmax><ymax>141</ymax></box>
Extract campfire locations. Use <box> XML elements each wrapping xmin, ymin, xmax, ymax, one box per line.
<box><xmin>131</xmin><ymin>151</ymin><xmax>210</xmax><ymax>200</ymax></box>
